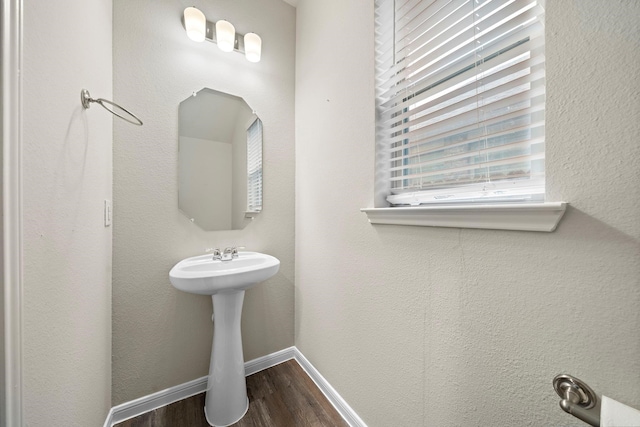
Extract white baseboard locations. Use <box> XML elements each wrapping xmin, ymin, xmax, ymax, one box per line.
<box><xmin>245</xmin><ymin>346</ymin><xmax>295</xmax><ymax>376</ymax></box>
<box><xmin>292</xmin><ymin>348</ymin><xmax>367</xmax><ymax>427</ymax></box>
<box><xmin>104</xmin><ymin>346</ymin><xmax>365</xmax><ymax>427</ymax></box>
<box><xmin>105</xmin><ymin>375</ymin><xmax>208</xmax><ymax>427</ymax></box>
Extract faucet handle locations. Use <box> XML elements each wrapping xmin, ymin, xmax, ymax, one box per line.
<box><xmin>231</xmin><ymin>246</ymin><xmax>245</xmax><ymax>258</ymax></box>
<box><xmin>206</xmin><ymin>248</ymin><xmax>222</xmax><ymax>260</ymax></box>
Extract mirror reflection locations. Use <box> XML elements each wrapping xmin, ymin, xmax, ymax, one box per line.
<box><xmin>178</xmin><ymin>88</ymin><xmax>262</xmax><ymax>231</ymax></box>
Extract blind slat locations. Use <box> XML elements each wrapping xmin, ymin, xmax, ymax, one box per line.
<box><xmin>389</xmin><ymin>151</ymin><xmax>544</xmax><ymax>184</ymax></box>
<box><xmin>379</xmin><ymin>21</ymin><xmax>544</xmax><ymax>111</ymax></box>
<box><xmin>380</xmin><ymin>45</ymin><xmax>543</xmax><ymax>127</ymax></box>
<box><xmin>390</xmin><ymin>116</ymin><xmax>544</xmax><ymax>162</ymax></box>
<box><xmin>387</xmin><ymin>105</ymin><xmax>545</xmax><ymax>164</ymax></box>
<box><xmin>383</xmin><ymin>0</ymin><xmax>542</xmax><ymax>94</ymax></box>
<box><xmin>389</xmin><ymin>66</ymin><xmax>544</xmax><ymax>139</ymax></box>
<box><xmin>400</xmin><ymin>0</ymin><xmax>539</xmax><ymax>61</ymax></box>
<box><xmin>390</xmin><ymin>135</ymin><xmax>545</xmax><ymax>176</ymax></box>
<box><xmin>385</xmin><ymin>83</ymin><xmax>545</xmax><ymax>146</ymax></box>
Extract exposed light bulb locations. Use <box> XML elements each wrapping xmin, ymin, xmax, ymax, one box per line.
<box><xmin>215</xmin><ymin>20</ymin><xmax>236</xmax><ymax>52</ymax></box>
<box><xmin>244</xmin><ymin>33</ymin><xmax>262</xmax><ymax>63</ymax></box>
<box><xmin>184</xmin><ymin>7</ymin><xmax>206</xmax><ymax>42</ymax></box>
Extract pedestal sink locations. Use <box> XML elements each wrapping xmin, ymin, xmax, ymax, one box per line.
<box><xmin>169</xmin><ymin>251</ymin><xmax>280</xmax><ymax>426</ymax></box>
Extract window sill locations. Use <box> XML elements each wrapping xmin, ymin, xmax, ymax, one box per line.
<box><xmin>244</xmin><ymin>211</ymin><xmax>261</xmax><ymax>219</ymax></box>
<box><xmin>360</xmin><ymin>202</ymin><xmax>567</xmax><ymax>232</ymax></box>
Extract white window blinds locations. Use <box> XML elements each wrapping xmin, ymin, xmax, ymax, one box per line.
<box><xmin>247</xmin><ymin>118</ymin><xmax>263</xmax><ymax>211</ymax></box>
<box><xmin>375</xmin><ymin>0</ymin><xmax>546</xmax><ymax>206</ymax></box>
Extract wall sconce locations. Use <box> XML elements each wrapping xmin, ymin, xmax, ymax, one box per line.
<box><xmin>215</xmin><ymin>20</ymin><xmax>236</xmax><ymax>52</ymax></box>
<box><xmin>244</xmin><ymin>33</ymin><xmax>262</xmax><ymax>63</ymax></box>
<box><xmin>184</xmin><ymin>7</ymin><xmax>206</xmax><ymax>42</ymax></box>
<box><xmin>183</xmin><ymin>7</ymin><xmax>262</xmax><ymax>63</ymax></box>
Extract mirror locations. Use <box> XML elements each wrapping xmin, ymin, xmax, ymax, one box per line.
<box><xmin>178</xmin><ymin>88</ymin><xmax>262</xmax><ymax>231</ymax></box>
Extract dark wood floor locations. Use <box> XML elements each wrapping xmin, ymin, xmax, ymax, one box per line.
<box><xmin>114</xmin><ymin>360</ymin><xmax>349</xmax><ymax>427</ymax></box>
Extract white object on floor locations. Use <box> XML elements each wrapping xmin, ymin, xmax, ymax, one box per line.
<box><xmin>601</xmin><ymin>395</ymin><xmax>640</xmax><ymax>427</ymax></box>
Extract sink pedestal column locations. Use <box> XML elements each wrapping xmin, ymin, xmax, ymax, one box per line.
<box><xmin>204</xmin><ymin>290</ymin><xmax>249</xmax><ymax>427</ymax></box>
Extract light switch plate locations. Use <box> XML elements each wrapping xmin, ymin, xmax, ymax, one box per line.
<box><xmin>104</xmin><ymin>200</ymin><xmax>112</xmax><ymax>227</ymax></box>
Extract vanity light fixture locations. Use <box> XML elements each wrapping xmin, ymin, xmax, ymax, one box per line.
<box><xmin>182</xmin><ymin>7</ymin><xmax>261</xmax><ymax>63</ymax></box>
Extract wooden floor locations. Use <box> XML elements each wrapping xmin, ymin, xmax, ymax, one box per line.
<box><xmin>114</xmin><ymin>360</ymin><xmax>349</xmax><ymax>427</ymax></box>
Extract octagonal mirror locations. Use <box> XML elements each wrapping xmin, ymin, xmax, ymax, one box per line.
<box><xmin>178</xmin><ymin>88</ymin><xmax>262</xmax><ymax>231</ymax></box>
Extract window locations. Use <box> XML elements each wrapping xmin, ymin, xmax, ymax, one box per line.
<box><xmin>375</xmin><ymin>0</ymin><xmax>546</xmax><ymax>206</ymax></box>
<box><xmin>247</xmin><ymin>118</ymin><xmax>263</xmax><ymax>212</ymax></box>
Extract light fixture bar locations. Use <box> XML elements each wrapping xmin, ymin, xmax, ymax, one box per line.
<box><xmin>181</xmin><ymin>9</ymin><xmax>261</xmax><ymax>62</ymax></box>
<box><xmin>205</xmin><ymin>20</ymin><xmax>246</xmax><ymax>53</ymax></box>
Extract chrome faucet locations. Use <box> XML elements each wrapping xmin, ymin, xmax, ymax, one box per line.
<box><xmin>222</xmin><ymin>247</ymin><xmax>245</xmax><ymax>261</ymax></box>
<box><xmin>221</xmin><ymin>247</ymin><xmax>234</xmax><ymax>261</ymax></box>
<box><xmin>207</xmin><ymin>246</ymin><xmax>244</xmax><ymax>261</ymax></box>
<box><xmin>206</xmin><ymin>248</ymin><xmax>222</xmax><ymax>261</ymax></box>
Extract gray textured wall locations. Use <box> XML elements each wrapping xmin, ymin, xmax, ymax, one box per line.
<box><xmin>22</xmin><ymin>0</ymin><xmax>113</xmax><ymax>425</ymax></box>
<box><xmin>295</xmin><ymin>0</ymin><xmax>640</xmax><ymax>425</ymax></box>
<box><xmin>112</xmin><ymin>0</ymin><xmax>296</xmax><ymax>405</ymax></box>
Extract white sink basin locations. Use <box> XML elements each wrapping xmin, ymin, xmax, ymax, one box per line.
<box><xmin>169</xmin><ymin>251</ymin><xmax>280</xmax><ymax>295</ymax></box>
